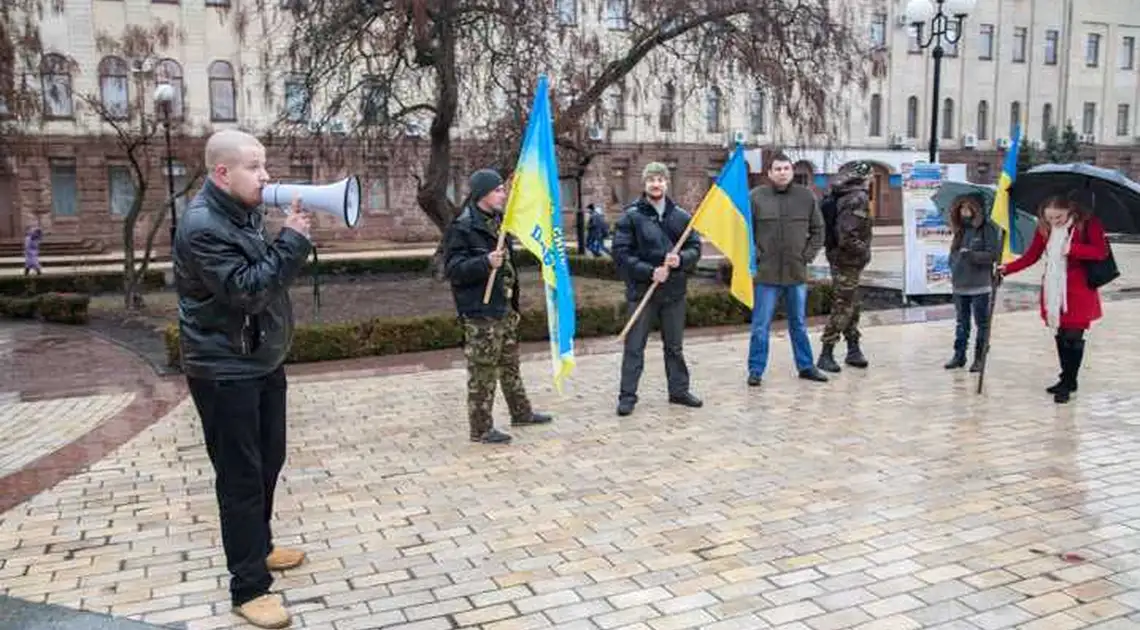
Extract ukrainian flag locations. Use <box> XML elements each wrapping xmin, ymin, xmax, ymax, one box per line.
<box><xmin>991</xmin><ymin>123</ymin><xmax>1021</xmax><ymax>264</ymax></box>
<box><xmin>501</xmin><ymin>75</ymin><xmax>576</xmax><ymax>391</ymax></box>
<box><xmin>690</xmin><ymin>144</ymin><xmax>756</xmax><ymax>308</ymax></box>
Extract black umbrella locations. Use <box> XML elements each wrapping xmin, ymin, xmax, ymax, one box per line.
<box><xmin>1009</xmin><ymin>163</ymin><xmax>1140</xmax><ymax>234</ymax></box>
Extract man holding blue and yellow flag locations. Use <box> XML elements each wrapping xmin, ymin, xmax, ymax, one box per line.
<box><xmin>441</xmin><ymin>168</ymin><xmax>555</xmax><ymax>445</ymax></box>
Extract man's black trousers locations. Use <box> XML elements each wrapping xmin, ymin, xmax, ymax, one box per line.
<box><xmin>187</xmin><ymin>366</ymin><xmax>287</xmax><ymax>606</ymax></box>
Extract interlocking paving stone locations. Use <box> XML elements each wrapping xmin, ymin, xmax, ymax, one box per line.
<box><xmin>3</xmin><ymin>303</ymin><xmax>1140</xmax><ymax>629</ymax></box>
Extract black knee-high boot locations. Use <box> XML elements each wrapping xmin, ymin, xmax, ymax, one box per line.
<box><xmin>1054</xmin><ymin>336</ymin><xmax>1086</xmax><ymax>404</ymax></box>
<box><xmin>1046</xmin><ymin>334</ymin><xmax>1067</xmax><ymax>394</ymax></box>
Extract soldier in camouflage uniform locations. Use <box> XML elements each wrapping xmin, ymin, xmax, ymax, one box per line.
<box><xmin>817</xmin><ymin>162</ymin><xmax>874</xmax><ymax>373</ymax></box>
<box><xmin>442</xmin><ymin>169</ymin><xmax>553</xmax><ymax>444</ymax></box>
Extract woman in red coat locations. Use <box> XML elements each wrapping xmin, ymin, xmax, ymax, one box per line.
<box><xmin>999</xmin><ymin>196</ymin><xmax>1109</xmax><ymax>403</ymax></box>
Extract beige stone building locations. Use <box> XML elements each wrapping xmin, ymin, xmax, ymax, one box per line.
<box><xmin>2</xmin><ymin>0</ymin><xmax>1139</xmax><ymax>253</ymax></box>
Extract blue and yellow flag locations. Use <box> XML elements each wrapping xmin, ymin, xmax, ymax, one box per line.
<box><xmin>501</xmin><ymin>75</ymin><xmax>576</xmax><ymax>392</ymax></box>
<box><xmin>690</xmin><ymin>144</ymin><xmax>756</xmax><ymax>308</ymax></box>
<box><xmin>991</xmin><ymin>123</ymin><xmax>1021</xmax><ymax>264</ymax></box>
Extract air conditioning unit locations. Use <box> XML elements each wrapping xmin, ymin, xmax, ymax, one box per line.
<box><xmin>328</xmin><ymin>118</ymin><xmax>347</xmax><ymax>135</ymax></box>
<box><xmin>996</xmin><ymin>137</ymin><xmax>1010</xmax><ymax>148</ymax></box>
<box><xmin>404</xmin><ymin>121</ymin><xmax>426</xmax><ymax>137</ymax></box>
<box><xmin>730</xmin><ymin>129</ymin><xmax>747</xmax><ymax>145</ymax></box>
<box><xmin>962</xmin><ymin>133</ymin><xmax>978</xmax><ymax>149</ymax></box>
<box><xmin>889</xmin><ymin>132</ymin><xmax>904</xmax><ymax>148</ymax></box>
<box><xmin>1079</xmin><ymin>133</ymin><xmax>1096</xmax><ymax>144</ymax></box>
<box><xmin>895</xmin><ymin>14</ymin><xmax>910</xmax><ymax>26</ymax></box>
<box><xmin>306</xmin><ymin>120</ymin><xmax>322</xmax><ymax>133</ymax></box>
<box><xmin>587</xmin><ymin>124</ymin><xmax>604</xmax><ymax>141</ymax></box>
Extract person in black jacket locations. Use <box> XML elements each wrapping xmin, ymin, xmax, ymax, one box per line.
<box><xmin>442</xmin><ymin>168</ymin><xmax>553</xmax><ymax>444</ymax></box>
<box><xmin>611</xmin><ymin>162</ymin><xmax>703</xmax><ymax>417</ymax></box>
<box><xmin>172</xmin><ymin>130</ymin><xmax>312</xmax><ymax>629</ymax></box>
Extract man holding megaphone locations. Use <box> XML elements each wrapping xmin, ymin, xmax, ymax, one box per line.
<box><xmin>442</xmin><ymin>168</ymin><xmax>553</xmax><ymax>444</ymax></box>
<box><xmin>172</xmin><ymin>129</ymin><xmax>313</xmax><ymax>629</ymax></box>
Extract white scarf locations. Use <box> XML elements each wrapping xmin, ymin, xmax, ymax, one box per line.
<box><xmin>1042</xmin><ymin>218</ymin><xmax>1073</xmax><ymax>330</ymax></box>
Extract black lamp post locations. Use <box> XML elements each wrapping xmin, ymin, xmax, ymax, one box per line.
<box><xmin>153</xmin><ymin>84</ymin><xmax>177</xmax><ymax>247</ymax></box>
<box><xmin>905</xmin><ymin>0</ymin><xmax>976</xmax><ymax>163</ymax></box>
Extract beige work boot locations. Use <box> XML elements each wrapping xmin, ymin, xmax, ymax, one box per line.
<box><xmin>234</xmin><ymin>593</ymin><xmax>291</xmax><ymax>629</ymax></box>
<box><xmin>266</xmin><ymin>547</ymin><xmax>306</xmax><ymax>571</ymax></box>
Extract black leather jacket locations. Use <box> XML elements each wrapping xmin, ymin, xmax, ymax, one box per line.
<box><xmin>172</xmin><ymin>179</ymin><xmax>313</xmax><ymax>380</ymax></box>
<box><xmin>611</xmin><ymin>196</ymin><xmax>702</xmax><ymax>302</ymax></box>
<box><xmin>442</xmin><ymin>204</ymin><xmax>521</xmax><ymax>319</ymax></box>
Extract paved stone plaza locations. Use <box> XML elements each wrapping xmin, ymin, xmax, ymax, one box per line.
<box><xmin>2</xmin><ymin>301</ymin><xmax>1140</xmax><ymax>629</ymax></box>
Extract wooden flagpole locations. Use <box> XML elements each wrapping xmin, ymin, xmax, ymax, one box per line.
<box><xmin>482</xmin><ymin>230</ymin><xmax>508</xmax><ymax>304</ymax></box>
<box><xmin>616</xmin><ymin>221</ymin><xmax>696</xmax><ymax>343</ymax></box>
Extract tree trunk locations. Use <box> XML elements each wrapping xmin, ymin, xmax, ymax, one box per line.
<box><xmin>416</xmin><ymin>0</ymin><xmax>460</xmax><ymax>280</ymax></box>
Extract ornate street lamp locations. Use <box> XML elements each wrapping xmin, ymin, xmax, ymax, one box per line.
<box><xmin>153</xmin><ymin>83</ymin><xmax>177</xmax><ymax>247</ymax></box>
<box><xmin>905</xmin><ymin>0</ymin><xmax>976</xmax><ymax>162</ymax></box>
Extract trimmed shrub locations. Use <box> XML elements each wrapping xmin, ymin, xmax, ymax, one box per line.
<box><xmin>37</xmin><ymin>293</ymin><xmax>91</xmax><ymax>324</ymax></box>
<box><xmin>0</xmin><ymin>271</ymin><xmax>164</xmax><ymax>297</ymax></box>
<box><xmin>164</xmin><ymin>284</ymin><xmax>833</xmax><ymax>368</ymax></box>
<box><xmin>0</xmin><ymin>296</ymin><xmax>40</xmax><ymax>319</ymax></box>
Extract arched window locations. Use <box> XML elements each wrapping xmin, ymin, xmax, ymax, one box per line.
<box><xmin>1042</xmin><ymin>103</ymin><xmax>1054</xmax><ymax>138</ymax></box>
<box><xmin>659</xmin><ymin>81</ymin><xmax>675</xmax><ymax>131</ymax></box>
<box><xmin>941</xmin><ymin>98</ymin><xmax>954</xmax><ymax>139</ymax></box>
<box><xmin>156</xmin><ymin>59</ymin><xmax>185</xmax><ymax>119</ymax></box>
<box><xmin>906</xmin><ymin>96</ymin><xmax>919</xmax><ymax>138</ymax></box>
<box><xmin>976</xmin><ymin>100</ymin><xmax>989</xmax><ymax>140</ymax></box>
<box><xmin>97</xmin><ymin>56</ymin><xmax>130</xmax><ymax>120</ymax></box>
<box><xmin>706</xmin><ymin>86</ymin><xmax>722</xmax><ymax>134</ymax></box>
<box><xmin>208</xmin><ymin>60</ymin><xmax>236</xmax><ymax>122</ymax></box>
<box><xmin>869</xmin><ymin>93</ymin><xmax>882</xmax><ymax>137</ymax></box>
<box><xmin>39</xmin><ymin>53</ymin><xmax>73</xmax><ymax>119</ymax></box>
<box><xmin>751</xmin><ymin>88</ymin><xmax>767</xmax><ymax>135</ymax></box>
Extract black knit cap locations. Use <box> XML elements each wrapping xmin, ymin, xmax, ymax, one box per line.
<box><xmin>469</xmin><ymin>169</ymin><xmax>504</xmax><ymax>205</ymax></box>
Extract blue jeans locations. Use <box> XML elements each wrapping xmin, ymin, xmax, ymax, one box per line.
<box><xmin>953</xmin><ymin>293</ymin><xmax>991</xmax><ymax>354</ymax></box>
<box><xmin>748</xmin><ymin>283</ymin><xmax>814</xmax><ymax>378</ymax></box>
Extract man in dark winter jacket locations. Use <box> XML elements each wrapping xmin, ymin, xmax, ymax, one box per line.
<box><xmin>173</xmin><ymin>129</ymin><xmax>313</xmax><ymax>629</ymax></box>
<box><xmin>611</xmin><ymin>162</ymin><xmax>703</xmax><ymax>417</ymax></box>
<box><xmin>817</xmin><ymin>161</ymin><xmax>874</xmax><ymax>373</ymax></box>
<box><xmin>442</xmin><ymin>168</ymin><xmax>553</xmax><ymax>444</ymax></box>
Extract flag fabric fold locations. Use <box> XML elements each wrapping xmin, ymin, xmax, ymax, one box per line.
<box><xmin>689</xmin><ymin>144</ymin><xmax>756</xmax><ymax>308</ymax></box>
<box><xmin>500</xmin><ymin>75</ymin><xmax>576</xmax><ymax>392</ymax></box>
<box><xmin>991</xmin><ymin>123</ymin><xmax>1022</xmax><ymax>264</ymax></box>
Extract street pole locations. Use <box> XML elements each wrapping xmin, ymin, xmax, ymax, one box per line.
<box><xmin>928</xmin><ymin>45</ymin><xmax>943</xmax><ymax>163</ymax></box>
<box><xmin>575</xmin><ymin>170</ymin><xmax>585</xmax><ymax>255</ymax></box>
<box><xmin>164</xmin><ymin>105</ymin><xmax>176</xmax><ymax>247</ymax></box>
<box><xmin>906</xmin><ymin>0</ymin><xmax>975</xmax><ymax>163</ymax></box>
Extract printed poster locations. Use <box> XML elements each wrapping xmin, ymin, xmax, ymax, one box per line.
<box><xmin>902</xmin><ymin>163</ymin><xmax>954</xmax><ymax>296</ymax></box>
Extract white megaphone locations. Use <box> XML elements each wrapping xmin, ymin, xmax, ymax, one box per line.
<box><xmin>261</xmin><ymin>175</ymin><xmax>362</xmax><ymax>228</ymax></box>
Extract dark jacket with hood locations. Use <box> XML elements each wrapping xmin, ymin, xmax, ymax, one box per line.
<box><xmin>949</xmin><ymin>211</ymin><xmax>1002</xmax><ymax>295</ymax></box>
<box><xmin>172</xmin><ymin>178</ymin><xmax>313</xmax><ymax>380</ymax></box>
<box><xmin>611</xmin><ymin>195</ymin><xmax>702</xmax><ymax>302</ymax></box>
<box><xmin>442</xmin><ymin>204</ymin><xmax>521</xmax><ymax>319</ymax></box>
<box><xmin>823</xmin><ymin>178</ymin><xmax>874</xmax><ymax>269</ymax></box>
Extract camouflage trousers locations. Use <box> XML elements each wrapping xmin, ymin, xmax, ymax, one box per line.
<box><xmin>821</xmin><ymin>265</ymin><xmax>863</xmax><ymax>345</ymax></box>
<box><xmin>462</xmin><ymin>310</ymin><xmax>533</xmax><ymax>439</ymax></box>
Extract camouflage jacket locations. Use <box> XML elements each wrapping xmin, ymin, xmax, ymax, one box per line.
<box><xmin>825</xmin><ymin>182</ymin><xmax>874</xmax><ymax>269</ymax></box>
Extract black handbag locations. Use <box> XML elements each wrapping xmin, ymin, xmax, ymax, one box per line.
<box><xmin>1084</xmin><ymin>226</ymin><xmax>1120</xmax><ymax>290</ymax></box>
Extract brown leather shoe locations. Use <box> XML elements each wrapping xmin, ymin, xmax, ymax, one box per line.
<box><xmin>266</xmin><ymin>547</ymin><xmax>306</xmax><ymax>571</ymax></box>
<box><xmin>234</xmin><ymin>594</ymin><xmax>291</xmax><ymax>629</ymax></box>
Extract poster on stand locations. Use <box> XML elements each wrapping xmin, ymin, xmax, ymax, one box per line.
<box><xmin>902</xmin><ymin>162</ymin><xmax>954</xmax><ymax>297</ymax></box>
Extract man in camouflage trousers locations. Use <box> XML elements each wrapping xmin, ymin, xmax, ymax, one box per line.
<box><xmin>442</xmin><ymin>168</ymin><xmax>553</xmax><ymax>444</ymax></box>
<box><xmin>817</xmin><ymin>162</ymin><xmax>874</xmax><ymax>373</ymax></box>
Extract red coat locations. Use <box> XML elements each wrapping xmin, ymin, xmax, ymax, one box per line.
<box><xmin>1004</xmin><ymin>216</ymin><xmax>1108</xmax><ymax>330</ymax></box>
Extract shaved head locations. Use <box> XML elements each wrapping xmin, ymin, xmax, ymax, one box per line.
<box><xmin>204</xmin><ymin>130</ymin><xmax>270</xmax><ymax>207</ymax></box>
<box><xmin>205</xmin><ymin>129</ymin><xmax>263</xmax><ymax>170</ymax></box>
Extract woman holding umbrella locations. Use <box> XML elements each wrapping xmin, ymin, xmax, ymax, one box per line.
<box><xmin>998</xmin><ymin>196</ymin><xmax>1109</xmax><ymax>404</ymax></box>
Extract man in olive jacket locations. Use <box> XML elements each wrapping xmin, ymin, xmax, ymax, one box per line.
<box><xmin>747</xmin><ymin>152</ymin><xmax>830</xmax><ymax>386</ymax></box>
<box><xmin>173</xmin><ymin>130</ymin><xmax>313</xmax><ymax>629</ymax></box>
<box><xmin>611</xmin><ymin>162</ymin><xmax>704</xmax><ymax>417</ymax></box>
<box><xmin>442</xmin><ymin>168</ymin><xmax>553</xmax><ymax>444</ymax></box>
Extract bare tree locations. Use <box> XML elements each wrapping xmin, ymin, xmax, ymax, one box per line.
<box><xmin>272</xmin><ymin>0</ymin><xmax>866</xmax><ymax>219</ymax></box>
<box><xmin>82</xmin><ymin>22</ymin><xmax>205</xmax><ymax>308</ymax></box>
<box><xmin>0</xmin><ymin>0</ymin><xmax>45</xmax><ymax>157</ymax></box>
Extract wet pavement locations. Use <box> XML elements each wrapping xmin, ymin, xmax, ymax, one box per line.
<box><xmin>2</xmin><ymin>294</ymin><xmax>1140</xmax><ymax>629</ymax></box>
